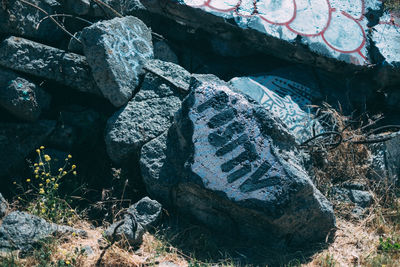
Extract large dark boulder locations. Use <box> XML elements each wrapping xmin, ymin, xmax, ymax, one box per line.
<box><xmin>105</xmin><ymin>59</ymin><xmax>190</xmax><ymax>163</ymax></box>
<box><xmin>140</xmin><ymin>75</ymin><xmax>335</xmax><ymax>246</ymax></box>
<box><xmin>81</xmin><ymin>16</ymin><xmax>154</xmax><ymax>107</ymax></box>
<box><xmin>0</xmin><ymin>36</ymin><xmax>101</xmax><ymax>96</ymax></box>
<box><xmin>0</xmin><ymin>67</ymin><xmax>51</xmax><ymax>122</ymax></box>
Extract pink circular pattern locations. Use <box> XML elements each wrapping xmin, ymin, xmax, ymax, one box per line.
<box><xmin>182</xmin><ymin>0</ymin><xmax>395</xmax><ymax>61</ymax></box>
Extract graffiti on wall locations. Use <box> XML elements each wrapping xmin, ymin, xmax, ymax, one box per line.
<box><xmin>180</xmin><ymin>0</ymin><xmax>400</xmax><ymax>65</ymax></box>
<box><xmin>230</xmin><ymin>76</ymin><xmax>323</xmax><ymax>143</ymax></box>
<box><xmin>102</xmin><ymin>20</ymin><xmax>153</xmax><ymax>79</ymax></box>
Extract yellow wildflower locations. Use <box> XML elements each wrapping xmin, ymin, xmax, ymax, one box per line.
<box><xmin>71</xmin><ymin>165</ymin><xmax>76</xmax><ymax>169</ymax></box>
<box><xmin>44</xmin><ymin>155</ymin><xmax>51</xmax><ymax>161</ymax></box>
<box><xmin>58</xmin><ymin>168</ymin><xmax>63</xmax><ymax>172</ymax></box>
<box><xmin>34</xmin><ymin>169</ymin><xmax>39</xmax><ymax>174</ymax></box>
<box><xmin>13</xmin><ymin>181</ymin><xmax>16</xmax><ymax>184</ymax></box>
<box><xmin>34</xmin><ymin>163</ymin><xmax>38</xmax><ymax>167</ymax></box>
<box><xmin>41</xmin><ymin>208</ymin><xmax>46</xmax><ymax>213</ymax></box>
<box><xmin>46</xmin><ymin>179</ymin><xmax>50</xmax><ymax>183</ymax></box>
<box><xmin>68</xmin><ymin>154</ymin><xmax>72</xmax><ymax>159</ymax></box>
<box><xmin>35</xmin><ymin>175</ymin><xmax>39</xmax><ymax>179</ymax></box>
<box><xmin>73</xmin><ymin>171</ymin><xmax>77</xmax><ymax>176</ymax></box>
<box><xmin>72</xmin><ymin>232</ymin><xmax>76</xmax><ymax>237</ymax></box>
<box><xmin>62</xmin><ymin>171</ymin><xmax>67</xmax><ymax>175</ymax></box>
<box><xmin>39</xmin><ymin>183</ymin><xmax>43</xmax><ymax>187</ymax></box>
<box><xmin>54</xmin><ymin>184</ymin><xmax>59</xmax><ymax>189</ymax></box>
<box><xmin>26</xmin><ymin>179</ymin><xmax>30</xmax><ymax>182</ymax></box>
<box><xmin>65</xmin><ymin>260</ymin><xmax>71</xmax><ymax>265</ymax></box>
<box><xmin>39</xmin><ymin>188</ymin><xmax>45</xmax><ymax>194</ymax></box>
<box><xmin>39</xmin><ymin>162</ymin><xmax>43</xmax><ymax>166</ymax></box>
<box><xmin>51</xmin><ymin>178</ymin><xmax>55</xmax><ymax>181</ymax></box>
<box><xmin>36</xmin><ymin>149</ymin><xmax>40</xmax><ymax>154</ymax></box>
<box><xmin>40</xmin><ymin>146</ymin><xmax>45</xmax><ymax>150</ymax></box>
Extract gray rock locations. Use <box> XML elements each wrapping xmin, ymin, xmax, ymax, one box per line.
<box><xmin>153</xmin><ymin>41</ymin><xmax>179</xmax><ymax>64</ymax></box>
<box><xmin>105</xmin><ymin>60</ymin><xmax>190</xmax><ymax>163</ymax></box>
<box><xmin>104</xmin><ymin>197</ymin><xmax>161</xmax><ymax>246</ymax></box>
<box><xmin>143</xmin><ymin>59</ymin><xmax>191</xmax><ymax>92</ymax></box>
<box><xmin>0</xmin><ymin>67</ymin><xmax>51</xmax><ymax>122</ymax></box>
<box><xmin>349</xmin><ymin>190</ymin><xmax>373</xmax><ymax>208</ymax></box>
<box><xmin>0</xmin><ymin>194</ymin><xmax>8</xmax><ymax>219</ymax></box>
<box><xmin>0</xmin><ymin>36</ymin><xmax>101</xmax><ymax>96</ymax></box>
<box><xmin>140</xmin><ymin>132</ymin><xmax>170</xmax><ymax>203</ymax></box>
<box><xmin>140</xmin><ymin>74</ymin><xmax>335</xmax><ymax>246</ymax></box>
<box><xmin>81</xmin><ymin>16</ymin><xmax>153</xmax><ymax>107</ymax></box>
<box><xmin>82</xmin><ymin>245</ymin><xmax>94</xmax><ymax>256</ymax></box>
<box><xmin>369</xmin><ymin>131</ymin><xmax>400</xmax><ymax>183</ymax></box>
<box><xmin>0</xmin><ymin>0</ymin><xmax>64</xmax><ymax>43</ymax></box>
<box><xmin>0</xmin><ymin>120</ymin><xmax>56</xmax><ymax>177</ymax></box>
<box><xmin>0</xmin><ymin>211</ymin><xmax>86</xmax><ymax>252</ymax></box>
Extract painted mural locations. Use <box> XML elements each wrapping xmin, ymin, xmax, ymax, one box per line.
<box><xmin>179</xmin><ymin>0</ymin><xmax>400</xmax><ymax>65</ymax></box>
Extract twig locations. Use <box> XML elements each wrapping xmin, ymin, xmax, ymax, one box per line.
<box><xmin>91</xmin><ymin>0</ymin><xmax>122</xmax><ymax>18</ymax></box>
<box><xmin>18</xmin><ymin>0</ymin><xmax>81</xmax><ymax>43</ymax></box>
<box><xmin>36</xmin><ymin>14</ymin><xmax>93</xmax><ymax>30</ymax></box>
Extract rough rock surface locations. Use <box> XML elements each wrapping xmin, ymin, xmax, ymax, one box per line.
<box><xmin>0</xmin><ymin>120</ymin><xmax>56</xmax><ymax>176</ymax></box>
<box><xmin>370</xmin><ymin>131</ymin><xmax>400</xmax><ymax>183</ymax></box>
<box><xmin>0</xmin><ymin>68</ymin><xmax>51</xmax><ymax>122</ymax></box>
<box><xmin>153</xmin><ymin>41</ymin><xmax>179</xmax><ymax>64</ymax></box>
<box><xmin>104</xmin><ymin>197</ymin><xmax>162</xmax><ymax>246</ymax></box>
<box><xmin>81</xmin><ymin>16</ymin><xmax>154</xmax><ymax>107</ymax></box>
<box><xmin>0</xmin><ymin>211</ymin><xmax>86</xmax><ymax>252</ymax></box>
<box><xmin>105</xmin><ymin>60</ymin><xmax>190</xmax><ymax>163</ymax></box>
<box><xmin>0</xmin><ymin>194</ymin><xmax>8</xmax><ymax>219</ymax></box>
<box><xmin>0</xmin><ymin>36</ymin><xmax>101</xmax><ymax>96</ymax></box>
<box><xmin>230</xmin><ymin>76</ymin><xmax>323</xmax><ymax>143</ymax></box>
<box><xmin>0</xmin><ymin>0</ymin><xmax>64</xmax><ymax>43</ymax></box>
<box><xmin>140</xmin><ymin>74</ymin><xmax>335</xmax><ymax>246</ymax></box>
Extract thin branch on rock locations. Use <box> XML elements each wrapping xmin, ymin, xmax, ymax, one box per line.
<box><xmin>36</xmin><ymin>14</ymin><xmax>93</xmax><ymax>30</ymax></box>
<box><xmin>18</xmin><ymin>0</ymin><xmax>81</xmax><ymax>43</ymax></box>
<box><xmin>91</xmin><ymin>0</ymin><xmax>123</xmax><ymax>18</ymax></box>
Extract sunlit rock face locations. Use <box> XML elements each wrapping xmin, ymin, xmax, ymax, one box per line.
<box><xmin>140</xmin><ymin>75</ymin><xmax>336</xmax><ymax>247</ymax></box>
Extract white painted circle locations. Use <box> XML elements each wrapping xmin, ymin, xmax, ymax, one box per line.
<box><xmin>257</xmin><ymin>0</ymin><xmax>296</xmax><ymax>24</ymax></box>
<box><xmin>322</xmin><ymin>11</ymin><xmax>364</xmax><ymax>52</ymax></box>
<box><xmin>287</xmin><ymin>0</ymin><xmax>331</xmax><ymax>36</ymax></box>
